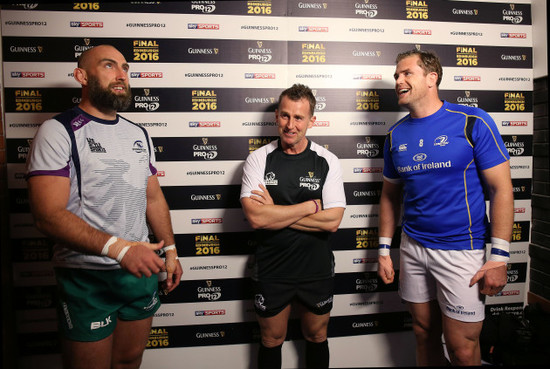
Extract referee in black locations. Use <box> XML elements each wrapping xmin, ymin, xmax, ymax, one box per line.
<box><xmin>240</xmin><ymin>84</ymin><xmax>346</xmax><ymax>368</ymax></box>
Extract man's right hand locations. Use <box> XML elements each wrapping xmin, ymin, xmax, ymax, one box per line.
<box><xmin>378</xmin><ymin>255</ymin><xmax>395</xmax><ymax>284</ymax></box>
<box><xmin>107</xmin><ymin>238</ymin><xmax>165</xmax><ymax>278</ymax></box>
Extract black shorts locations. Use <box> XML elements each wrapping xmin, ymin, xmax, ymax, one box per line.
<box><xmin>252</xmin><ymin>277</ymin><xmax>334</xmax><ymax>318</ymax></box>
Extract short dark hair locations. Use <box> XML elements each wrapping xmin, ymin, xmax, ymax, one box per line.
<box><xmin>396</xmin><ymin>49</ymin><xmax>443</xmax><ymax>87</ymax></box>
<box><xmin>278</xmin><ymin>84</ymin><xmax>316</xmax><ymax>116</ymax></box>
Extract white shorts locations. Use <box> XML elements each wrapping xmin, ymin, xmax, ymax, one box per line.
<box><xmin>398</xmin><ymin>233</ymin><xmax>486</xmax><ymax>322</ymax></box>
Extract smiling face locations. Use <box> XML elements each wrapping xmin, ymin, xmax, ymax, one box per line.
<box><xmin>276</xmin><ymin>96</ymin><xmax>316</xmax><ymax>154</ymax></box>
<box><xmin>393</xmin><ymin>54</ymin><xmax>442</xmax><ymax>119</ymax></box>
<box><xmin>394</xmin><ymin>55</ymin><xmax>432</xmax><ymax>107</ymax></box>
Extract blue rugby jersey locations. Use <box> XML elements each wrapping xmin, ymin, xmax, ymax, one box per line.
<box><xmin>383</xmin><ymin>100</ymin><xmax>509</xmax><ymax>250</ymax></box>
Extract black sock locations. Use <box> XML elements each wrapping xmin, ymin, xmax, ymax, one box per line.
<box><xmin>258</xmin><ymin>342</ymin><xmax>282</xmax><ymax>369</ymax></box>
<box><xmin>306</xmin><ymin>339</ymin><xmax>329</xmax><ymax>368</ymax></box>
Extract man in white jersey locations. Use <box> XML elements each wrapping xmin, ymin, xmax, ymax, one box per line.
<box><xmin>377</xmin><ymin>49</ymin><xmax>514</xmax><ymax>366</ymax></box>
<box><xmin>241</xmin><ymin>84</ymin><xmax>346</xmax><ymax>368</ymax></box>
<box><xmin>26</xmin><ymin>45</ymin><xmax>182</xmax><ymax>369</ymax></box>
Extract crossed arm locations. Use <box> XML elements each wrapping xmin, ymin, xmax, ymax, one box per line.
<box><xmin>241</xmin><ymin>184</ymin><xmax>344</xmax><ymax>233</ymax></box>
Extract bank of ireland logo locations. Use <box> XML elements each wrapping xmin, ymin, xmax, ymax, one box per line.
<box><xmin>265</xmin><ymin>172</ymin><xmax>278</xmax><ymax>185</ymax></box>
<box><xmin>413</xmin><ymin>153</ymin><xmax>427</xmax><ymax>162</ymax></box>
<box><xmin>255</xmin><ymin>294</ymin><xmax>266</xmax><ymax>311</ymax></box>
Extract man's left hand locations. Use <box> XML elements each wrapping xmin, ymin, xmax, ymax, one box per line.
<box><xmin>163</xmin><ymin>252</ymin><xmax>182</xmax><ymax>294</ymax></box>
<box><xmin>469</xmin><ymin>261</ymin><xmax>507</xmax><ymax>296</ymax></box>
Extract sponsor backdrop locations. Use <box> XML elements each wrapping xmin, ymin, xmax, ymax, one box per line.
<box><xmin>1</xmin><ymin>1</ymin><xmax>532</xmax><ymax>368</ymax></box>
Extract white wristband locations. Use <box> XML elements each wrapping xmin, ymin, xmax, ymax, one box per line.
<box><xmin>163</xmin><ymin>244</ymin><xmax>176</xmax><ymax>252</ymax></box>
<box><xmin>379</xmin><ymin>237</ymin><xmax>392</xmax><ymax>257</ymax></box>
<box><xmin>489</xmin><ymin>237</ymin><xmax>510</xmax><ymax>263</ymax></box>
<box><xmin>101</xmin><ymin>236</ymin><xmax>117</xmax><ymax>256</ymax></box>
<box><xmin>116</xmin><ymin>246</ymin><xmax>131</xmax><ymax>263</ymax></box>
<box><xmin>379</xmin><ymin>237</ymin><xmax>392</xmax><ymax>245</ymax></box>
<box><xmin>163</xmin><ymin>244</ymin><xmax>178</xmax><ymax>259</ymax></box>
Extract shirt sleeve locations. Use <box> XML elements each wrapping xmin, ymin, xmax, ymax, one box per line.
<box><xmin>472</xmin><ymin>112</ymin><xmax>510</xmax><ymax>170</ymax></box>
<box><xmin>321</xmin><ymin>152</ymin><xmax>346</xmax><ymax>209</ymax></box>
<box><xmin>145</xmin><ymin>130</ymin><xmax>158</xmax><ymax>176</ymax></box>
<box><xmin>382</xmin><ymin>132</ymin><xmax>401</xmax><ymax>183</ymax></box>
<box><xmin>26</xmin><ymin>119</ymin><xmax>72</xmax><ymax>179</ymax></box>
<box><xmin>240</xmin><ymin>147</ymin><xmax>267</xmax><ymax>199</ymax></box>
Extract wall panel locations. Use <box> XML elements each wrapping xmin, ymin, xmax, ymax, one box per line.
<box><xmin>1</xmin><ymin>1</ymin><xmax>532</xmax><ymax>367</ymax></box>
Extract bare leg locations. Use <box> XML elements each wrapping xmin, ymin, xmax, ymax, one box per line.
<box><xmin>442</xmin><ymin>315</ymin><xmax>483</xmax><ymax>366</ymax></box>
<box><xmin>111</xmin><ymin>316</ymin><xmax>154</xmax><ymax>369</ymax></box>
<box><xmin>299</xmin><ymin>308</ymin><xmax>330</xmax><ymax>343</ymax></box>
<box><xmin>62</xmin><ymin>335</ymin><xmax>113</xmax><ymax>369</ymax></box>
<box><xmin>257</xmin><ymin>304</ymin><xmax>292</xmax><ymax>348</ymax></box>
<box><xmin>408</xmin><ymin>300</ymin><xmax>447</xmax><ymax>366</ymax></box>
<box><xmin>257</xmin><ymin>305</ymin><xmax>292</xmax><ymax>369</ymax></box>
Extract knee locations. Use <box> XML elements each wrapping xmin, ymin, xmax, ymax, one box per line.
<box><xmin>412</xmin><ymin>321</ymin><xmax>443</xmax><ymax>348</ymax></box>
<box><xmin>302</xmin><ymin>331</ymin><xmax>327</xmax><ymax>343</ymax></box>
<box><xmin>113</xmin><ymin>347</ymin><xmax>145</xmax><ymax>368</ymax></box>
<box><xmin>412</xmin><ymin>320</ymin><xmax>439</xmax><ymax>339</ymax></box>
<box><xmin>261</xmin><ymin>332</ymin><xmax>286</xmax><ymax>348</ymax></box>
<box><xmin>446</xmin><ymin>340</ymin><xmax>479</xmax><ymax>366</ymax></box>
<box><xmin>301</xmin><ymin>325</ymin><xmax>328</xmax><ymax>343</ymax></box>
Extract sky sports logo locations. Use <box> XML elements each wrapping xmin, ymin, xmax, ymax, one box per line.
<box><xmin>353</xmin><ymin>167</ymin><xmax>383</xmax><ymax>173</ymax></box>
<box><xmin>188</xmin><ymin>23</ymin><xmax>219</xmax><ymax>30</ymax></box>
<box><xmin>130</xmin><ymin>72</ymin><xmax>163</xmax><ymax>78</ymax></box>
<box><xmin>454</xmin><ymin>76</ymin><xmax>481</xmax><ymax>81</ymax></box>
<box><xmin>11</xmin><ymin>71</ymin><xmax>45</xmax><ymax>78</ymax></box>
<box><xmin>70</xmin><ymin>21</ymin><xmax>103</xmax><ymax>28</ymax></box>
<box><xmin>404</xmin><ymin>29</ymin><xmax>431</xmax><ymax>35</ymax></box>
<box><xmin>353</xmin><ymin>74</ymin><xmax>382</xmax><ymax>80</ymax></box>
<box><xmin>353</xmin><ymin>257</ymin><xmax>377</xmax><ymax>264</ymax></box>
<box><xmin>502</xmin><ymin>121</ymin><xmax>528</xmax><ymax>126</ymax></box>
<box><xmin>298</xmin><ymin>26</ymin><xmax>328</xmax><ymax>32</ymax></box>
<box><xmin>195</xmin><ymin>310</ymin><xmax>226</xmax><ymax>316</ymax></box>
<box><xmin>500</xmin><ymin>33</ymin><xmax>527</xmax><ymax>38</ymax></box>
<box><xmin>189</xmin><ymin>121</ymin><xmax>221</xmax><ymax>127</ymax></box>
<box><xmin>192</xmin><ymin>218</ymin><xmax>223</xmax><ymax>224</ymax></box>
<box><xmin>245</xmin><ymin>73</ymin><xmax>276</xmax><ymax>79</ymax></box>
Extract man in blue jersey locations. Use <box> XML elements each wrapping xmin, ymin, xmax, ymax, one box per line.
<box><xmin>240</xmin><ymin>84</ymin><xmax>346</xmax><ymax>368</ymax></box>
<box><xmin>377</xmin><ymin>49</ymin><xmax>514</xmax><ymax>366</ymax></box>
<box><xmin>26</xmin><ymin>45</ymin><xmax>183</xmax><ymax>369</ymax></box>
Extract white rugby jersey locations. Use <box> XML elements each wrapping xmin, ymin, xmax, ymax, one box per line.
<box><xmin>26</xmin><ymin>106</ymin><xmax>157</xmax><ymax>269</ymax></box>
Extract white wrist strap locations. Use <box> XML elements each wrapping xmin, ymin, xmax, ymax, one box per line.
<box><xmin>116</xmin><ymin>246</ymin><xmax>131</xmax><ymax>263</ymax></box>
<box><xmin>101</xmin><ymin>236</ymin><xmax>118</xmax><ymax>256</ymax></box>
<box><xmin>379</xmin><ymin>237</ymin><xmax>392</xmax><ymax>257</ymax></box>
<box><xmin>163</xmin><ymin>244</ymin><xmax>178</xmax><ymax>259</ymax></box>
<box><xmin>489</xmin><ymin>237</ymin><xmax>510</xmax><ymax>263</ymax></box>
<box><xmin>164</xmin><ymin>244</ymin><xmax>176</xmax><ymax>252</ymax></box>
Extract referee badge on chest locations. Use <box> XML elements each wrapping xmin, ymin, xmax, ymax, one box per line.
<box><xmin>264</xmin><ymin>172</ymin><xmax>278</xmax><ymax>185</ymax></box>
